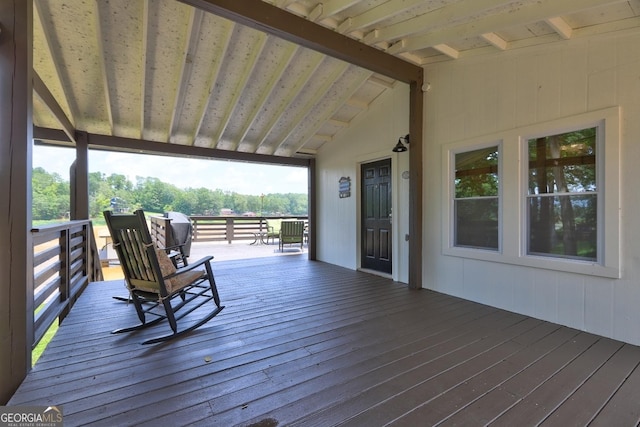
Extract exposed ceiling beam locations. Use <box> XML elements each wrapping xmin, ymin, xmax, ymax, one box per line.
<box><xmin>32</xmin><ymin>72</ymin><xmax>76</xmax><ymax>144</ymax></box>
<box><xmin>177</xmin><ymin>0</ymin><xmax>422</xmax><ymax>84</ymax></box>
<box><xmin>169</xmin><ymin>8</ymin><xmax>205</xmax><ymax>141</ymax></box>
<box><xmin>286</xmin><ymin>69</ymin><xmax>372</xmax><ymax>157</ymax></box>
<box><xmin>236</xmin><ymin>44</ymin><xmax>300</xmax><ymax>147</ymax></box>
<box><xmin>387</xmin><ymin>0</ymin><xmax>619</xmax><ymax>54</ymax></box>
<box><xmin>364</xmin><ymin>0</ymin><xmax>514</xmax><ymax>44</ymax></box>
<box><xmin>546</xmin><ymin>16</ymin><xmax>573</xmax><ymax>39</ymax></box>
<box><xmin>215</xmin><ymin>32</ymin><xmax>268</xmax><ymax>150</ymax></box>
<box><xmin>339</xmin><ymin>0</ymin><xmax>424</xmax><ymax>34</ymax></box>
<box><xmin>139</xmin><ymin>0</ymin><xmax>150</xmax><ymax>140</ymax></box>
<box><xmin>192</xmin><ymin>22</ymin><xmax>235</xmax><ymax>146</ymax></box>
<box><xmin>270</xmin><ymin>61</ymin><xmax>351</xmax><ymax>155</ymax></box>
<box><xmin>92</xmin><ymin>0</ymin><xmax>114</xmax><ymax>134</ymax></box>
<box><xmin>33</xmin><ymin>126</ymin><xmax>310</xmax><ymax>167</ymax></box>
<box><xmin>296</xmin><ymin>147</ymin><xmax>318</xmax><ymax>156</ymax></box>
<box><xmin>309</xmin><ymin>0</ymin><xmax>359</xmax><ymax>22</ymax></box>
<box><xmin>433</xmin><ymin>44</ymin><xmax>459</xmax><ymax>59</ymax></box>
<box><xmin>368</xmin><ymin>75</ymin><xmax>395</xmax><ymax>89</ymax></box>
<box><xmin>34</xmin><ymin>0</ymin><xmax>76</xmax><ymax>128</ymax></box>
<box><xmin>313</xmin><ymin>134</ymin><xmax>332</xmax><ymax>141</ymax></box>
<box><xmin>328</xmin><ymin>118</ymin><xmax>349</xmax><ymax>127</ymax></box>
<box><xmin>482</xmin><ymin>32</ymin><xmax>508</xmax><ymax>50</ymax></box>
<box><xmin>345</xmin><ymin>97</ymin><xmax>368</xmax><ymax>110</ymax></box>
<box><xmin>252</xmin><ymin>51</ymin><xmax>325</xmax><ymax>153</ymax></box>
<box><xmin>275</xmin><ymin>0</ymin><xmax>297</xmax><ymax>8</ymax></box>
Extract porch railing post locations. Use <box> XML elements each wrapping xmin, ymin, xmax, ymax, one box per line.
<box><xmin>226</xmin><ymin>218</ymin><xmax>234</xmax><ymax>243</ymax></box>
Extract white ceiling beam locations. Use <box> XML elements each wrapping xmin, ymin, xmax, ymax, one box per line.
<box><xmin>387</xmin><ymin>0</ymin><xmax>619</xmax><ymax>55</ymax></box>
<box><xmin>364</xmin><ymin>0</ymin><xmax>514</xmax><ymax>44</ymax></box>
<box><xmin>309</xmin><ymin>0</ymin><xmax>359</xmax><ymax>22</ymax></box>
<box><xmin>169</xmin><ymin>8</ymin><xmax>205</xmax><ymax>141</ymax></box>
<box><xmin>328</xmin><ymin>118</ymin><xmax>349</xmax><ymax>127</ymax></box>
<box><xmin>337</xmin><ymin>18</ymin><xmax>352</xmax><ymax>34</ymax></box>
<box><xmin>213</xmin><ymin>32</ymin><xmax>268</xmax><ymax>149</ymax></box>
<box><xmin>180</xmin><ymin>0</ymin><xmax>422</xmax><ymax>83</ymax></box>
<box><xmin>432</xmin><ymin>44</ymin><xmax>459</xmax><ymax>59</ymax></box>
<box><xmin>315</xmin><ymin>134</ymin><xmax>333</xmax><ymax>141</ymax></box>
<box><xmin>339</xmin><ymin>0</ymin><xmax>424</xmax><ymax>34</ymax></box>
<box><xmin>251</xmin><ymin>52</ymin><xmax>325</xmax><ymax>153</ymax></box>
<box><xmin>92</xmin><ymin>0</ymin><xmax>114</xmax><ymax>134</ymax></box>
<box><xmin>272</xmin><ymin>62</ymin><xmax>353</xmax><ymax>156</ymax></box>
<box><xmin>275</xmin><ymin>0</ymin><xmax>297</xmax><ymax>8</ymax></box>
<box><xmin>235</xmin><ymin>44</ymin><xmax>300</xmax><ymax>148</ymax></box>
<box><xmin>295</xmin><ymin>147</ymin><xmax>318</xmax><ymax>156</ymax></box>
<box><xmin>192</xmin><ymin>22</ymin><xmax>235</xmax><ymax>146</ymax></box>
<box><xmin>263</xmin><ymin>58</ymin><xmax>347</xmax><ymax>155</ymax></box>
<box><xmin>32</xmin><ymin>72</ymin><xmax>76</xmax><ymax>144</ymax></box>
<box><xmin>481</xmin><ymin>32</ymin><xmax>508</xmax><ymax>50</ymax></box>
<box><xmin>546</xmin><ymin>16</ymin><xmax>573</xmax><ymax>39</ymax></box>
<box><xmin>139</xmin><ymin>0</ymin><xmax>149</xmax><ymax>139</ymax></box>
<box><xmin>33</xmin><ymin>0</ymin><xmax>76</xmax><ymax>129</ymax></box>
<box><xmin>345</xmin><ymin>97</ymin><xmax>368</xmax><ymax>110</ymax></box>
<box><xmin>286</xmin><ymin>71</ymin><xmax>374</xmax><ymax>157</ymax></box>
<box><xmin>368</xmin><ymin>75</ymin><xmax>395</xmax><ymax>89</ymax></box>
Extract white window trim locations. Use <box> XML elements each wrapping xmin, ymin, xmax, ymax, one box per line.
<box><xmin>443</xmin><ymin>139</ymin><xmax>504</xmax><ymax>255</ymax></box>
<box><xmin>442</xmin><ymin>106</ymin><xmax>620</xmax><ymax>278</ymax></box>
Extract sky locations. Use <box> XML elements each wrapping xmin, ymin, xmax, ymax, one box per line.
<box><xmin>32</xmin><ymin>145</ymin><xmax>308</xmax><ymax>195</ymax></box>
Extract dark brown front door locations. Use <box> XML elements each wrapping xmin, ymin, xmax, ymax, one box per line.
<box><xmin>361</xmin><ymin>159</ymin><xmax>392</xmax><ymax>274</ymax></box>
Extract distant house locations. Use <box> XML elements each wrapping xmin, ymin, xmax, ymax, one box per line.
<box><xmin>220</xmin><ymin>208</ymin><xmax>234</xmax><ymax>216</ymax></box>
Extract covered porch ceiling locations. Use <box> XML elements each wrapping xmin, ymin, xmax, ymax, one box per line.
<box><xmin>32</xmin><ymin>0</ymin><xmax>640</xmax><ymax>159</ymax></box>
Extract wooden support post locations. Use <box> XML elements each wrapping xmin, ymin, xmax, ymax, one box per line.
<box><xmin>408</xmin><ymin>73</ymin><xmax>424</xmax><ymax>290</ymax></box>
<box><xmin>0</xmin><ymin>0</ymin><xmax>34</xmax><ymax>404</ymax></box>
<box><xmin>71</xmin><ymin>131</ymin><xmax>90</xmax><ymax>219</ymax></box>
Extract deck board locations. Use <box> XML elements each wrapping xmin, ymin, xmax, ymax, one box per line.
<box><xmin>9</xmin><ymin>256</ymin><xmax>640</xmax><ymax>427</ymax></box>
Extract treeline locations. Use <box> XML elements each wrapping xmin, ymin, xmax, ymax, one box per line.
<box><xmin>32</xmin><ymin>167</ymin><xmax>308</xmax><ymax>221</ymax></box>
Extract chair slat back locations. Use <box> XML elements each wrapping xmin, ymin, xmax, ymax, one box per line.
<box><xmin>280</xmin><ymin>220</ymin><xmax>305</xmax><ymax>243</ymax></box>
<box><xmin>104</xmin><ymin>210</ymin><xmax>161</xmax><ymax>287</ymax></box>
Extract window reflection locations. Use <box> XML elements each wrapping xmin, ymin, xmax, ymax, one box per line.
<box><xmin>527</xmin><ymin>128</ymin><xmax>597</xmax><ymax>261</ymax></box>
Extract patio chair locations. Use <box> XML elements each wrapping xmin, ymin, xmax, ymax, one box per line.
<box><xmin>279</xmin><ymin>220</ymin><xmax>305</xmax><ymax>251</ymax></box>
<box><xmin>264</xmin><ymin>219</ymin><xmax>279</xmax><ymax>245</ymax></box>
<box><xmin>103</xmin><ymin>209</ymin><xmax>224</xmax><ymax>344</ymax></box>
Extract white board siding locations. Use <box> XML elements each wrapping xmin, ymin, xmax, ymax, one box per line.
<box><xmin>316</xmin><ymin>84</ymin><xmax>410</xmax><ymax>282</ymax></box>
<box><xmin>424</xmin><ymin>27</ymin><xmax>640</xmax><ymax>345</ymax></box>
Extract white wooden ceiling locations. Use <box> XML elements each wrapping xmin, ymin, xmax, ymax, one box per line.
<box><xmin>32</xmin><ymin>0</ymin><xmax>640</xmax><ymax>158</ymax></box>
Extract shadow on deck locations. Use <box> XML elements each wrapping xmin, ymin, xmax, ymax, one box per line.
<box><xmin>10</xmin><ymin>256</ymin><xmax>640</xmax><ymax>426</ymax></box>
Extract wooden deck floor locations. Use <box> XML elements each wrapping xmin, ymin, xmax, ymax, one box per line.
<box><xmin>10</xmin><ymin>256</ymin><xmax>640</xmax><ymax>426</ymax></box>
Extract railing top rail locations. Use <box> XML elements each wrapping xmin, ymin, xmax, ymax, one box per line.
<box><xmin>31</xmin><ymin>219</ymin><xmax>93</xmax><ymax>234</ymax></box>
<box><xmin>189</xmin><ymin>215</ymin><xmax>307</xmax><ymax>220</ymax></box>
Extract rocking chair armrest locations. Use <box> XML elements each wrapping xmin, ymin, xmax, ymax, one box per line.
<box><xmin>165</xmin><ymin>255</ymin><xmax>214</xmax><ymax>279</ymax></box>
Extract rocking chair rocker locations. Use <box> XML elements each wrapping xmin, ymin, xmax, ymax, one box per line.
<box><xmin>104</xmin><ymin>209</ymin><xmax>224</xmax><ymax>344</ymax></box>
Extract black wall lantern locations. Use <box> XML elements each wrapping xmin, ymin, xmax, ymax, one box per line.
<box><xmin>392</xmin><ymin>134</ymin><xmax>410</xmax><ymax>152</ymax></box>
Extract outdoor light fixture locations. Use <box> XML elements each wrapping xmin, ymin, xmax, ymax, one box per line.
<box><xmin>392</xmin><ymin>134</ymin><xmax>410</xmax><ymax>152</ymax></box>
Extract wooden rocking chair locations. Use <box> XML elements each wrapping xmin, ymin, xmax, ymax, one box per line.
<box><xmin>104</xmin><ymin>209</ymin><xmax>224</xmax><ymax>344</ymax></box>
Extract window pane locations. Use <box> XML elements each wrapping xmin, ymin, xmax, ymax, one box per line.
<box><xmin>528</xmin><ymin>194</ymin><xmax>597</xmax><ymax>261</ymax></box>
<box><xmin>528</xmin><ymin>128</ymin><xmax>596</xmax><ymax>195</ymax></box>
<box><xmin>455</xmin><ymin>146</ymin><xmax>499</xmax><ymax>198</ymax></box>
<box><xmin>455</xmin><ymin>198</ymin><xmax>499</xmax><ymax>249</ymax></box>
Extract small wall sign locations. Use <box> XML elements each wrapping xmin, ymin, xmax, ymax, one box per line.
<box><xmin>339</xmin><ymin>176</ymin><xmax>351</xmax><ymax>198</ymax></box>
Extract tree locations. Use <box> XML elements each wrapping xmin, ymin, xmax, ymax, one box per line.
<box><xmin>33</xmin><ymin>167</ymin><xmax>308</xmax><ymax>221</ymax></box>
<box><xmin>32</xmin><ymin>167</ymin><xmax>70</xmax><ymax>220</ymax></box>
<box><xmin>133</xmin><ymin>177</ymin><xmax>180</xmax><ymax>213</ymax></box>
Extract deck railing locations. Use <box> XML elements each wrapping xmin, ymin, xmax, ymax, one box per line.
<box><xmin>151</xmin><ymin>215</ymin><xmax>307</xmax><ymax>244</ymax></box>
<box><xmin>31</xmin><ymin>220</ymin><xmax>102</xmax><ymax>349</ymax></box>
